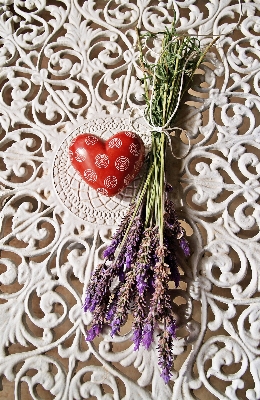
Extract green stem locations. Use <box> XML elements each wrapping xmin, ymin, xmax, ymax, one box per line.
<box><xmin>152</xmin><ymin>133</ymin><xmax>159</xmax><ymax>225</ymax></box>
<box><xmin>162</xmin><ymin>82</ymin><xmax>168</xmax><ymax>124</ymax></box>
<box><xmin>178</xmin><ymin>37</ymin><xmax>219</xmax><ymax>106</ymax></box>
<box><xmin>165</xmin><ymin>40</ymin><xmax>185</xmax><ymax>119</ymax></box>
<box><xmin>159</xmin><ymin>133</ymin><xmax>165</xmax><ymax>246</ymax></box>
<box><xmin>145</xmin><ymin>177</ymin><xmax>156</xmax><ymax>227</ymax></box>
<box><xmin>117</xmin><ymin>163</ymin><xmax>155</xmax><ymax>255</ymax></box>
<box><xmin>135</xmin><ymin>27</ymin><xmax>149</xmax><ymax>100</ymax></box>
<box><xmin>166</xmin><ymin>74</ymin><xmax>182</xmax><ymax>121</ymax></box>
<box><xmin>132</xmin><ymin>160</ymin><xmax>149</xmax><ymax>203</ymax></box>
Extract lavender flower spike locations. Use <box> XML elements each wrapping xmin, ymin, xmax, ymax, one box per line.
<box><xmin>103</xmin><ymin>239</ymin><xmax>119</xmax><ymax>259</ymax></box>
<box><xmin>160</xmin><ymin>368</ymin><xmax>172</xmax><ymax>385</ymax></box>
<box><xmin>85</xmin><ymin>323</ymin><xmax>102</xmax><ymax>341</ymax></box>
<box><xmin>102</xmin><ymin>204</ymin><xmax>135</xmax><ymax>260</ymax></box>
<box><xmin>158</xmin><ymin>316</ymin><xmax>176</xmax><ymax>383</ymax></box>
<box><xmin>142</xmin><ymin>323</ymin><xmax>154</xmax><ymax>349</ymax></box>
<box><xmin>179</xmin><ymin>237</ymin><xmax>190</xmax><ymax>257</ymax></box>
<box><xmin>110</xmin><ymin>318</ymin><xmax>121</xmax><ymax>337</ymax></box>
<box><xmin>132</xmin><ymin>327</ymin><xmax>142</xmax><ymax>351</ymax></box>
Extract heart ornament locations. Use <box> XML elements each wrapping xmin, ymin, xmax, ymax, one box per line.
<box><xmin>69</xmin><ymin>131</ymin><xmax>145</xmax><ymax>197</ymax></box>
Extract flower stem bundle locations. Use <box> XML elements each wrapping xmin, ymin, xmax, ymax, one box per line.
<box><xmin>84</xmin><ymin>23</ymin><xmax>208</xmax><ymax>383</ymax></box>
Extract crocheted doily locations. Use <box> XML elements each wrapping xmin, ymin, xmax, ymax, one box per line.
<box><xmin>52</xmin><ymin>115</ymin><xmax>151</xmax><ymax>226</ymax></box>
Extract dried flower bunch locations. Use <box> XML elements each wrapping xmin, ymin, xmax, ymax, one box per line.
<box><xmin>84</xmin><ymin>22</ymin><xmax>208</xmax><ymax>383</ymax></box>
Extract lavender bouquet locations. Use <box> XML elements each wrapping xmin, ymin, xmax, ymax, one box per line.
<box><xmin>84</xmin><ymin>23</ymin><xmax>209</xmax><ymax>383</ymax></box>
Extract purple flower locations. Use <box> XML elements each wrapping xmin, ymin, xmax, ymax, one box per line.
<box><xmin>179</xmin><ymin>237</ymin><xmax>190</xmax><ymax>257</ymax></box>
<box><xmin>116</xmin><ymin>249</ymin><xmax>127</xmax><ymax>282</ymax></box>
<box><xmin>164</xmin><ymin>199</ymin><xmax>191</xmax><ymax>259</ymax></box>
<box><xmin>85</xmin><ymin>324</ymin><xmax>102</xmax><ymax>341</ymax></box>
<box><xmin>108</xmin><ymin>268</ymin><xmax>137</xmax><ymax>339</ymax></box>
<box><xmin>106</xmin><ymin>300</ymin><xmax>117</xmax><ymax>322</ymax></box>
<box><xmin>110</xmin><ymin>318</ymin><xmax>121</xmax><ymax>336</ymax></box>
<box><xmin>83</xmin><ymin>292</ymin><xmax>101</xmax><ymax>313</ymax></box>
<box><xmin>123</xmin><ymin>215</ymin><xmax>144</xmax><ymax>273</ymax></box>
<box><xmin>157</xmin><ymin>316</ymin><xmax>176</xmax><ymax>384</ymax></box>
<box><xmin>83</xmin><ymin>293</ymin><xmax>91</xmax><ymax>312</ymax></box>
<box><xmin>160</xmin><ymin>368</ymin><xmax>171</xmax><ymax>384</ymax></box>
<box><xmin>136</xmin><ymin>274</ymin><xmax>147</xmax><ymax>295</ymax></box>
<box><xmin>125</xmin><ymin>254</ymin><xmax>132</xmax><ymax>269</ymax></box>
<box><xmin>132</xmin><ymin>295</ymin><xmax>146</xmax><ymax>351</ymax></box>
<box><xmin>135</xmin><ymin>227</ymin><xmax>159</xmax><ymax>297</ymax></box>
<box><xmin>142</xmin><ymin>323</ymin><xmax>153</xmax><ymax>349</ymax></box>
<box><xmin>132</xmin><ymin>327</ymin><xmax>142</xmax><ymax>351</ymax></box>
<box><xmin>102</xmin><ymin>204</ymin><xmax>135</xmax><ymax>261</ymax></box>
<box><xmin>106</xmin><ymin>308</ymin><xmax>114</xmax><ymax>322</ymax></box>
<box><xmin>167</xmin><ymin>321</ymin><xmax>176</xmax><ymax>336</ymax></box>
<box><xmin>103</xmin><ymin>239</ymin><xmax>119</xmax><ymax>259</ymax></box>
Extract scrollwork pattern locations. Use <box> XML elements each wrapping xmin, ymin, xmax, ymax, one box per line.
<box><xmin>0</xmin><ymin>0</ymin><xmax>259</xmax><ymax>399</ymax></box>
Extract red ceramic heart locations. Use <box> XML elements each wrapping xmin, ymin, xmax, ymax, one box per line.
<box><xmin>69</xmin><ymin>131</ymin><xmax>145</xmax><ymax>197</ymax></box>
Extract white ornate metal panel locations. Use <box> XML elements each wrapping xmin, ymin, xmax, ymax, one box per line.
<box><xmin>0</xmin><ymin>1</ymin><xmax>259</xmax><ymax>399</ymax></box>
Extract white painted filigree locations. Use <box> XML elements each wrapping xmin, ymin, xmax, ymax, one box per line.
<box><xmin>0</xmin><ymin>1</ymin><xmax>260</xmax><ymax>399</ymax></box>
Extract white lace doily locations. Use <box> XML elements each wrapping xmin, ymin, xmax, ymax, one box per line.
<box><xmin>52</xmin><ymin>115</ymin><xmax>151</xmax><ymax>226</ymax></box>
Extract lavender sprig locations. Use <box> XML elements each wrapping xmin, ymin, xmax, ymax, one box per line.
<box><xmin>110</xmin><ymin>268</ymin><xmax>136</xmax><ymax>336</ymax></box>
<box><xmin>132</xmin><ymin>294</ymin><xmax>146</xmax><ymax>351</ymax></box>
<box><xmin>83</xmin><ymin>20</ymin><xmax>208</xmax><ymax>383</ymax></box>
<box><xmin>135</xmin><ymin>228</ymin><xmax>154</xmax><ymax>295</ymax></box>
<box><xmin>158</xmin><ymin>315</ymin><xmax>176</xmax><ymax>384</ymax></box>
<box><xmin>103</xmin><ymin>204</ymin><xmax>135</xmax><ymax>261</ymax></box>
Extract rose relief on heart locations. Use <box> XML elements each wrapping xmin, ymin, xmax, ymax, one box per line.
<box><xmin>69</xmin><ymin>131</ymin><xmax>145</xmax><ymax>197</ymax></box>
